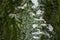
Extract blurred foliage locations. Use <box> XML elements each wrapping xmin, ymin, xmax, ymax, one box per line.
<box><xmin>0</xmin><ymin>0</ymin><xmax>25</xmax><ymax>40</ymax></box>
<box><xmin>43</xmin><ymin>0</ymin><xmax>60</xmax><ymax>40</ymax></box>
<box><xmin>0</xmin><ymin>0</ymin><xmax>60</xmax><ymax>40</ymax></box>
